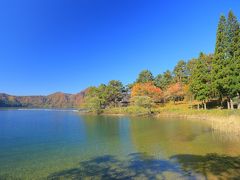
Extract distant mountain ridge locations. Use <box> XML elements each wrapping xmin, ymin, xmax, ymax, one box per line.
<box><xmin>0</xmin><ymin>90</ymin><xmax>87</xmax><ymax>108</ymax></box>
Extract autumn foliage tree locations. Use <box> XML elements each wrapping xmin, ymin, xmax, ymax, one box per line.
<box><xmin>165</xmin><ymin>82</ymin><xmax>186</xmax><ymax>103</ymax></box>
<box><xmin>131</xmin><ymin>82</ymin><xmax>163</xmax><ymax>102</ymax></box>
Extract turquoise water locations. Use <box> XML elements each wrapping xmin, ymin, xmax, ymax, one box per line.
<box><xmin>0</xmin><ymin>110</ymin><xmax>239</xmax><ymax>179</ymax></box>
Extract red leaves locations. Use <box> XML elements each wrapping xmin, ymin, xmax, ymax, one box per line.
<box><xmin>131</xmin><ymin>82</ymin><xmax>163</xmax><ymax>101</ymax></box>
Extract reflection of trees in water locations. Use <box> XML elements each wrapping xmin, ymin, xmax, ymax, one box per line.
<box><xmin>171</xmin><ymin>153</ymin><xmax>240</xmax><ymax>179</ymax></box>
<box><xmin>48</xmin><ymin>153</ymin><xmax>240</xmax><ymax>179</ymax></box>
<box><xmin>130</xmin><ymin>118</ymin><xmax>210</xmax><ymax>156</ymax></box>
<box><xmin>130</xmin><ymin>117</ymin><xmax>240</xmax><ymax>157</ymax></box>
<box><xmin>81</xmin><ymin>115</ymin><xmax>121</xmax><ymax>138</ymax></box>
<box><xmin>80</xmin><ymin>115</ymin><xmax>133</xmax><ymax>156</ymax></box>
<box><xmin>48</xmin><ymin>153</ymin><xmax>199</xmax><ymax>179</ymax></box>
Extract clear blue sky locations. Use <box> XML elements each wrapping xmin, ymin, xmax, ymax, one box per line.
<box><xmin>0</xmin><ymin>0</ymin><xmax>239</xmax><ymax>95</ymax></box>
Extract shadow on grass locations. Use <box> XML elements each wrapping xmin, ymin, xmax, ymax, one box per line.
<box><xmin>171</xmin><ymin>153</ymin><xmax>240</xmax><ymax>179</ymax></box>
<box><xmin>47</xmin><ymin>153</ymin><xmax>240</xmax><ymax>180</ymax></box>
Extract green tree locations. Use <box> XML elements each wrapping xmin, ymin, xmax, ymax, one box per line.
<box><xmin>136</xmin><ymin>70</ymin><xmax>154</xmax><ymax>83</ymax></box>
<box><xmin>154</xmin><ymin>70</ymin><xmax>173</xmax><ymax>90</ymax></box>
<box><xmin>84</xmin><ymin>87</ymin><xmax>103</xmax><ymax>114</ymax></box>
<box><xmin>190</xmin><ymin>53</ymin><xmax>213</xmax><ymax>109</ymax></box>
<box><xmin>226</xmin><ymin>10</ymin><xmax>239</xmax><ymax>59</ymax></box>
<box><xmin>211</xmin><ymin>12</ymin><xmax>240</xmax><ymax>109</ymax></box>
<box><xmin>235</xmin><ymin>20</ymin><xmax>240</xmax><ymax>109</ymax></box>
<box><xmin>97</xmin><ymin>84</ymin><xmax>109</xmax><ymax>108</ymax></box>
<box><xmin>131</xmin><ymin>96</ymin><xmax>154</xmax><ymax>113</ymax></box>
<box><xmin>173</xmin><ymin>60</ymin><xmax>188</xmax><ymax>83</ymax></box>
<box><xmin>212</xmin><ymin>14</ymin><xmax>227</xmax><ymax>104</ymax></box>
<box><xmin>154</xmin><ymin>74</ymin><xmax>163</xmax><ymax>88</ymax></box>
<box><xmin>85</xmin><ymin>96</ymin><xmax>102</xmax><ymax>114</ymax></box>
<box><xmin>186</xmin><ymin>58</ymin><xmax>198</xmax><ymax>78</ymax></box>
<box><xmin>84</xmin><ymin>80</ymin><xmax>125</xmax><ymax>112</ymax></box>
<box><xmin>106</xmin><ymin>80</ymin><xmax>124</xmax><ymax>107</ymax></box>
<box><xmin>223</xmin><ymin>11</ymin><xmax>240</xmax><ymax>108</ymax></box>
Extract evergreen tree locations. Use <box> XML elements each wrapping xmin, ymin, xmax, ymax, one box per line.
<box><xmin>212</xmin><ymin>14</ymin><xmax>227</xmax><ymax>101</ymax></box>
<box><xmin>106</xmin><ymin>80</ymin><xmax>124</xmax><ymax>107</ymax></box>
<box><xmin>154</xmin><ymin>74</ymin><xmax>163</xmax><ymax>88</ymax></box>
<box><xmin>214</xmin><ymin>15</ymin><xmax>227</xmax><ymax>56</ymax></box>
<box><xmin>190</xmin><ymin>53</ymin><xmax>213</xmax><ymax>109</ymax></box>
<box><xmin>223</xmin><ymin>11</ymin><xmax>240</xmax><ymax>108</ymax></box>
<box><xmin>228</xmin><ymin>11</ymin><xmax>240</xmax><ymax>99</ymax></box>
<box><xmin>173</xmin><ymin>60</ymin><xmax>188</xmax><ymax>83</ymax></box>
<box><xmin>235</xmin><ymin>21</ymin><xmax>240</xmax><ymax>108</ymax></box>
<box><xmin>154</xmin><ymin>70</ymin><xmax>173</xmax><ymax>90</ymax></box>
<box><xmin>136</xmin><ymin>70</ymin><xmax>154</xmax><ymax>83</ymax></box>
<box><xmin>186</xmin><ymin>58</ymin><xmax>198</xmax><ymax>77</ymax></box>
<box><xmin>226</xmin><ymin>10</ymin><xmax>239</xmax><ymax>59</ymax></box>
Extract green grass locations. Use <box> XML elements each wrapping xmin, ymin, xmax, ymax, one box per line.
<box><xmin>103</xmin><ymin>106</ymin><xmax>150</xmax><ymax>116</ymax></box>
<box><xmin>102</xmin><ymin>102</ymin><xmax>240</xmax><ymax>118</ymax></box>
<box><xmin>156</xmin><ymin>102</ymin><xmax>240</xmax><ymax>117</ymax></box>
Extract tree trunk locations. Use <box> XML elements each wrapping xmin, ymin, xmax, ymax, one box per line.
<box><xmin>220</xmin><ymin>100</ymin><xmax>223</xmax><ymax>109</ymax></box>
<box><xmin>204</xmin><ymin>102</ymin><xmax>207</xmax><ymax>110</ymax></box>
<box><xmin>238</xmin><ymin>93</ymin><xmax>240</xmax><ymax>109</ymax></box>
<box><xmin>227</xmin><ymin>100</ymin><xmax>230</xmax><ymax>109</ymax></box>
<box><xmin>220</xmin><ymin>95</ymin><xmax>223</xmax><ymax>109</ymax></box>
<box><xmin>230</xmin><ymin>98</ymin><xmax>234</xmax><ymax>109</ymax></box>
<box><xmin>197</xmin><ymin>104</ymin><xmax>200</xmax><ymax>110</ymax></box>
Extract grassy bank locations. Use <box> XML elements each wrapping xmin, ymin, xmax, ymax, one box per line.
<box><xmin>103</xmin><ymin>106</ymin><xmax>151</xmax><ymax>116</ymax></box>
<box><xmin>156</xmin><ymin>102</ymin><xmax>240</xmax><ymax>118</ymax></box>
<box><xmin>103</xmin><ymin>102</ymin><xmax>240</xmax><ymax>117</ymax></box>
<box><xmin>158</xmin><ymin>103</ymin><xmax>240</xmax><ymax>136</ymax></box>
<box><xmin>101</xmin><ymin>102</ymin><xmax>240</xmax><ymax>136</ymax></box>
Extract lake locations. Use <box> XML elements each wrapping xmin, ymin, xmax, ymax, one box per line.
<box><xmin>0</xmin><ymin>109</ymin><xmax>240</xmax><ymax>179</ymax></box>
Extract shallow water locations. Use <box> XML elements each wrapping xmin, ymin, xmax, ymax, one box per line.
<box><xmin>0</xmin><ymin>110</ymin><xmax>239</xmax><ymax>179</ymax></box>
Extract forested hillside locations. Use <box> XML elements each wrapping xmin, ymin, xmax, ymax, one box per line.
<box><xmin>0</xmin><ymin>91</ymin><xmax>86</xmax><ymax>108</ymax></box>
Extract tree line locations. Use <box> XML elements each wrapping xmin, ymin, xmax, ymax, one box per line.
<box><xmin>84</xmin><ymin>11</ymin><xmax>240</xmax><ymax>112</ymax></box>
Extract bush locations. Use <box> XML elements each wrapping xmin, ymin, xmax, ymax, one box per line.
<box><xmin>131</xmin><ymin>96</ymin><xmax>154</xmax><ymax>110</ymax></box>
<box><xmin>103</xmin><ymin>106</ymin><xmax>150</xmax><ymax>115</ymax></box>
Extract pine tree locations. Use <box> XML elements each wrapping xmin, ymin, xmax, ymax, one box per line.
<box><xmin>173</xmin><ymin>60</ymin><xmax>188</xmax><ymax>83</ymax></box>
<box><xmin>235</xmin><ymin>21</ymin><xmax>240</xmax><ymax>109</ymax></box>
<box><xmin>226</xmin><ymin>10</ymin><xmax>239</xmax><ymax>59</ymax></box>
<box><xmin>190</xmin><ymin>53</ymin><xmax>213</xmax><ymax>109</ymax></box>
<box><xmin>223</xmin><ymin>11</ymin><xmax>240</xmax><ymax>108</ymax></box>
<box><xmin>154</xmin><ymin>70</ymin><xmax>173</xmax><ymax>90</ymax></box>
<box><xmin>212</xmin><ymin>11</ymin><xmax>240</xmax><ymax>109</ymax></box>
<box><xmin>212</xmin><ymin>15</ymin><xmax>227</xmax><ymax>103</ymax></box>
<box><xmin>136</xmin><ymin>70</ymin><xmax>154</xmax><ymax>83</ymax></box>
<box><xmin>154</xmin><ymin>74</ymin><xmax>163</xmax><ymax>88</ymax></box>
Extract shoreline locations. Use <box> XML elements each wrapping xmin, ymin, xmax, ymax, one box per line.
<box><xmin>100</xmin><ymin>108</ymin><xmax>240</xmax><ymax>136</ymax></box>
<box><xmin>1</xmin><ymin>107</ymin><xmax>240</xmax><ymax>135</ymax></box>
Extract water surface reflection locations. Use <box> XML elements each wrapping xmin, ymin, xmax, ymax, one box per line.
<box><xmin>0</xmin><ymin>111</ymin><xmax>239</xmax><ymax>179</ymax></box>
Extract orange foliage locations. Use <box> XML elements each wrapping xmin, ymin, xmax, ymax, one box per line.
<box><xmin>165</xmin><ymin>82</ymin><xmax>186</xmax><ymax>98</ymax></box>
<box><xmin>131</xmin><ymin>82</ymin><xmax>163</xmax><ymax>101</ymax></box>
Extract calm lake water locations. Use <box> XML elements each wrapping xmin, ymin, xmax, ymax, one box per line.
<box><xmin>0</xmin><ymin>109</ymin><xmax>240</xmax><ymax>179</ymax></box>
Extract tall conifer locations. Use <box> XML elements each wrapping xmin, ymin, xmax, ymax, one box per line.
<box><xmin>224</xmin><ymin>11</ymin><xmax>240</xmax><ymax>108</ymax></box>
<box><xmin>212</xmin><ymin>15</ymin><xmax>227</xmax><ymax>101</ymax></box>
